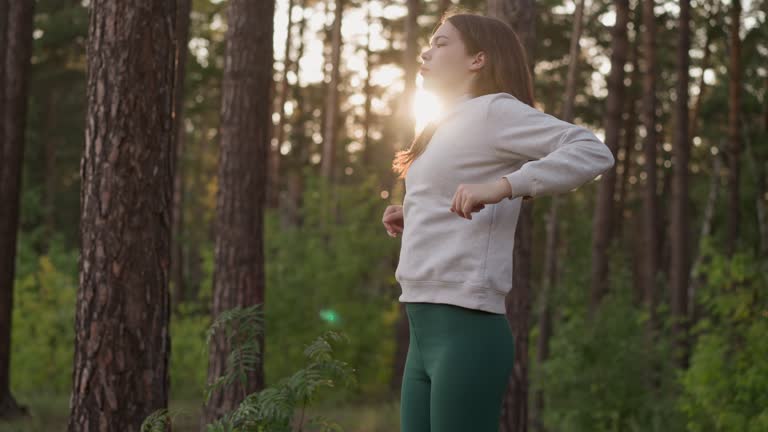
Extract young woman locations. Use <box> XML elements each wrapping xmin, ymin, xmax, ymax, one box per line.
<box><xmin>380</xmin><ymin>10</ymin><xmax>615</xmax><ymax>432</ymax></box>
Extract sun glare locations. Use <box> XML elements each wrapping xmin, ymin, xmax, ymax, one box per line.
<box><xmin>412</xmin><ymin>78</ymin><xmax>442</xmax><ymax>134</ymax></box>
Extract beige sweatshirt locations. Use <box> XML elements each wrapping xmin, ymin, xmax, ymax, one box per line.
<box><xmin>395</xmin><ymin>91</ymin><xmax>615</xmax><ymax>314</ymax></box>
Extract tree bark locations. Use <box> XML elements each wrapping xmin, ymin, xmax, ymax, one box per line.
<box><xmin>589</xmin><ymin>0</ymin><xmax>628</xmax><ymax>314</ymax></box>
<box><xmin>669</xmin><ymin>0</ymin><xmax>691</xmax><ymax>369</ymax></box>
<box><xmin>171</xmin><ymin>0</ymin><xmax>192</xmax><ymax>310</ymax></box>
<box><xmin>688</xmin><ymin>141</ymin><xmax>722</xmax><ymax>336</ymax></box>
<box><xmin>390</xmin><ymin>0</ymin><xmax>421</xmax><ymax>396</ymax></box>
<box><xmin>283</xmin><ymin>0</ymin><xmax>309</xmax><ymax>230</ymax></box>
<box><xmin>398</xmin><ymin>0</ymin><xmax>419</xmax><ymax>150</ymax></box>
<box><xmin>689</xmin><ymin>1</ymin><xmax>719</xmax><ymax>141</ymax></box>
<box><xmin>0</xmin><ymin>1</ymin><xmax>12</xmax><ymax>418</ymax></box>
<box><xmin>0</xmin><ymin>0</ymin><xmax>34</xmax><ymax>420</ymax></box>
<box><xmin>321</xmin><ymin>0</ymin><xmax>344</xmax><ymax>182</ymax></box>
<box><xmin>532</xmin><ymin>1</ymin><xmax>584</xmax><ymax>429</ymax></box>
<box><xmin>362</xmin><ymin>0</ymin><xmax>374</xmax><ymax>168</ymax></box>
<box><xmin>321</xmin><ymin>0</ymin><xmax>345</xmax><ymax>228</ymax></box>
<box><xmin>726</xmin><ymin>0</ymin><xmax>741</xmax><ymax>256</ymax></box>
<box><xmin>743</xmin><ymin>126</ymin><xmax>766</xmax><ymax>258</ymax></box>
<box><xmin>640</xmin><ymin>0</ymin><xmax>661</xmax><ymax>389</ymax></box>
<box><xmin>658</xmin><ymin>149</ymin><xmax>671</xmax><ymax>278</ymax></box>
<box><xmin>760</xmin><ymin>75</ymin><xmax>768</xmax><ymax>256</ymax></box>
<box><xmin>68</xmin><ymin>1</ymin><xmax>177</xmax><ymax>430</ymax></box>
<box><xmin>201</xmin><ymin>0</ymin><xmax>274</xmax><ymax>426</ymax></box>
<box><xmin>615</xmin><ymin>23</ymin><xmax>640</xmax><ymax>242</ymax></box>
<box><xmin>268</xmin><ymin>0</ymin><xmax>297</xmax><ymax>209</ymax></box>
<box><xmin>487</xmin><ymin>1</ymin><xmax>536</xmax><ymax>431</ymax></box>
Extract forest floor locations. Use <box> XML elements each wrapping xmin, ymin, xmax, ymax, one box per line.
<box><xmin>0</xmin><ymin>393</ymin><xmax>401</xmax><ymax>431</ymax></box>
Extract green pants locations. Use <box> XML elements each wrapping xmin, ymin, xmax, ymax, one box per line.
<box><xmin>400</xmin><ymin>301</ymin><xmax>515</xmax><ymax>432</ymax></box>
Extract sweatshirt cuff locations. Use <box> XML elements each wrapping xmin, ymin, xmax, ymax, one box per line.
<box><xmin>501</xmin><ymin>171</ymin><xmax>537</xmax><ymax>201</ymax></box>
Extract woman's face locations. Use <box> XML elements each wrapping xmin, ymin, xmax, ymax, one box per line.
<box><xmin>419</xmin><ymin>20</ymin><xmax>484</xmax><ymax>98</ymax></box>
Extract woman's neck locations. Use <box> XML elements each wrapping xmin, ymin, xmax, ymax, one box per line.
<box><xmin>439</xmin><ymin>91</ymin><xmax>473</xmax><ymax>112</ymax></box>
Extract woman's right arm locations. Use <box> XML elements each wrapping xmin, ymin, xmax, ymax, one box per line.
<box><xmin>486</xmin><ymin>94</ymin><xmax>615</xmax><ymax>201</ymax></box>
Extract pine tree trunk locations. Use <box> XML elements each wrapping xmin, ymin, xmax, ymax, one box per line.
<box><xmin>171</xmin><ymin>0</ymin><xmax>192</xmax><ymax>310</ymax></box>
<box><xmin>68</xmin><ymin>2</ymin><xmax>177</xmax><ymax>430</ymax></box>
<box><xmin>362</xmin><ymin>0</ymin><xmax>373</xmax><ymax>168</ymax></box>
<box><xmin>689</xmin><ymin>2</ymin><xmax>718</xmax><ymax>141</ymax></box>
<box><xmin>201</xmin><ymin>0</ymin><xmax>274</xmax><ymax>426</ymax></box>
<box><xmin>390</xmin><ymin>0</ymin><xmax>421</xmax><ymax>397</ymax></box>
<box><xmin>487</xmin><ymin>1</ymin><xmax>536</xmax><ymax>430</ymax></box>
<box><xmin>0</xmin><ymin>1</ymin><xmax>13</xmax><ymax>417</ymax></box>
<box><xmin>669</xmin><ymin>0</ymin><xmax>691</xmax><ymax>369</ymax></box>
<box><xmin>658</xmin><ymin>138</ymin><xmax>671</xmax><ymax>276</ymax></box>
<box><xmin>321</xmin><ymin>0</ymin><xmax>344</xmax><ymax>182</ymax></box>
<box><xmin>284</xmin><ymin>0</ymin><xmax>309</xmax><ymax>230</ymax></box>
<box><xmin>397</xmin><ymin>0</ymin><xmax>419</xmax><ymax>148</ymax></box>
<box><xmin>640</xmin><ymin>0</ymin><xmax>661</xmax><ymax>388</ymax></box>
<box><xmin>726</xmin><ymin>0</ymin><xmax>741</xmax><ymax>256</ymax></box>
<box><xmin>0</xmin><ymin>0</ymin><xmax>34</xmax><ymax>420</ymax></box>
<box><xmin>321</xmin><ymin>0</ymin><xmax>345</xmax><ymax>229</ymax></box>
<box><xmin>589</xmin><ymin>0</ymin><xmax>628</xmax><ymax>314</ymax></box>
<box><xmin>532</xmin><ymin>1</ymin><xmax>584</xmax><ymax>428</ymax></box>
<box><xmin>615</xmin><ymin>15</ymin><xmax>640</xmax><ymax>241</ymax></box>
<box><xmin>268</xmin><ymin>0</ymin><xmax>296</xmax><ymax>209</ymax></box>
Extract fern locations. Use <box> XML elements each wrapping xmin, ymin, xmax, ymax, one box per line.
<box><xmin>208</xmin><ymin>329</ymin><xmax>357</xmax><ymax>431</ymax></box>
<box><xmin>142</xmin><ymin>304</ymin><xmax>357</xmax><ymax>431</ymax></box>
<box><xmin>205</xmin><ymin>304</ymin><xmax>265</xmax><ymax>403</ymax></box>
<box><xmin>140</xmin><ymin>407</ymin><xmax>193</xmax><ymax>432</ymax></box>
<box><xmin>140</xmin><ymin>409</ymin><xmax>169</xmax><ymax>432</ymax></box>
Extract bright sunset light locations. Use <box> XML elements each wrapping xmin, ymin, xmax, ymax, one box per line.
<box><xmin>412</xmin><ymin>76</ymin><xmax>443</xmax><ymax>134</ymax></box>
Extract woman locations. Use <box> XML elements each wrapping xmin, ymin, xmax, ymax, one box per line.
<box><xmin>381</xmin><ymin>10</ymin><xmax>615</xmax><ymax>432</ymax></box>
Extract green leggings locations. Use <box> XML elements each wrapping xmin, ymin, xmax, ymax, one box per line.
<box><xmin>400</xmin><ymin>301</ymin><xmax>515</xmax><ymax>432</ymax></box>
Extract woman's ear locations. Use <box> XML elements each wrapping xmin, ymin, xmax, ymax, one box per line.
<box><xmin>469</xmin><ymin>51</ymin><xmax>486</xmax><ymax>71</ymax></box>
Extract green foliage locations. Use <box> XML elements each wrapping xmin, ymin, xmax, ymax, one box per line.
<box><xmin>142</xmin><ymin>304</ymin><xmax>357</xmax><ymax>432</ymax></box>
<box><xmin>170</xmin><ymin>302</ymin><xmax>211</xmax><ymax>399</ymax></box>
<box><xmin>9</xmin><ymin>170</ymin><xmax>398</xmax><ymax>406</ymax></box>
<box><xmin>262</xmin><ymin>171</ymin><xmax>400</xmax><ymax>399</ymax></box>
<box><xmin>10</xmin><ymin>229</ymin><xmax>213</xmax><ymax>401</ymax></box>
<box><xmin>530</xmin><ymin>205</ymin><xmax>684</xmax><ymax>432</ymax></box>
<box><xmin>10</xmin><ymin>230</ymin><xmax>77</xmax><ymax>395</ymax></box>
<box><xmin>534</xmin><ymin>286</ymin><xmax>682</xmax><ymax>432</ymax></box>
<box><xmin>677</xmin><ymin>238</ymin><xmax>768</xmax><ymax>432</ymax></box>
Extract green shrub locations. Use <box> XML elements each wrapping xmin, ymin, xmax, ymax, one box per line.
<box><xmin>10</xmin><ymin>232</ymin><xmax>77</xmax><ymax>396</ymax></box>
<box><xmin>677</xmin><ymin>238</ymin><xmax>768</xmax><ymax>432</ymax></box>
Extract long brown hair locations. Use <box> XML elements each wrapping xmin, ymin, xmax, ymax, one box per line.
<box><xmin>392</xmin><ymin>9</ymin><xmax>535</xmax><ymax>179</ymax></box>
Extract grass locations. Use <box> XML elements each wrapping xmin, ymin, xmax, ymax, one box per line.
<box><xmin>0</xmin><ymin>393</ymin><xmax>401</xmax><ymax>432</ymax></box>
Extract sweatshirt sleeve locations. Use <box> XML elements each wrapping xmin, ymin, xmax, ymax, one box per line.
<box><xmin>486</xmin><ymin>94</ymin><xmax>616</xmax><ymax>200</ymax></box>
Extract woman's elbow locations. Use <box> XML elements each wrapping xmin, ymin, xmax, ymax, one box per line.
<box><xmin>598</xmin><ymin>142</ymin><xmax>616</xmax><ymax>173</ymax></box>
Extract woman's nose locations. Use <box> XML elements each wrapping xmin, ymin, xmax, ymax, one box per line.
<box><xmin>420</xmin><ymin>49</ymin><xmax>431</xmax><ymax>62</ymax></box>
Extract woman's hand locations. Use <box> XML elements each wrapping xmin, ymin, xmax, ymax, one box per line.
<box><xmin>450</xmin><ymin>179</ymin><xmax>512</xmax><ymax>220</ymax></box>
<box><xmin>382</xmin><ymin>204</ymin><xmax>404</xmax><ymax>237</ymax></box>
